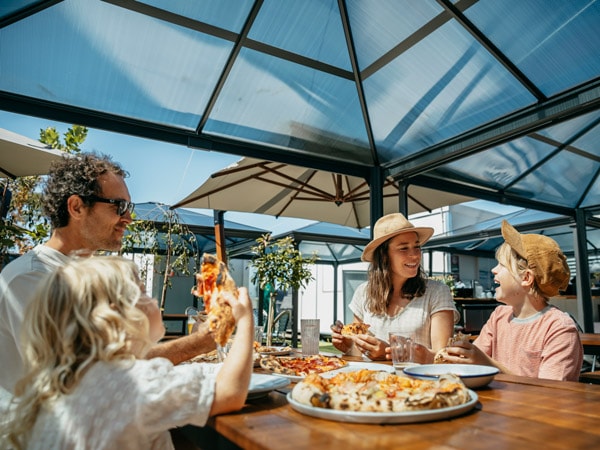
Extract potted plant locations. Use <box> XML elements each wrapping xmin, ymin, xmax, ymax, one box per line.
<box><xmin>250</xmin><ymin>234</ymin><xmax>318</xmax><ymax>346</ymax></box>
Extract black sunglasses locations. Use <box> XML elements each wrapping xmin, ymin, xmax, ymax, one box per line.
<box><xmin>81</xmin><ymin>194</ymin><xmax>135</xmax><ymax>216</ymax></box>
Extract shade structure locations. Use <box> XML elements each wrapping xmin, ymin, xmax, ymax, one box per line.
<box><xmin>0</xmin><ymin>128</ymin><xmax>65</xmax><ymax>179</ymax></box>
<box><xmin>173</xmin><ymin>157</ymin><xmax>474</xmax><ymax>229</ymax></box>
<box><xmin>131</xmin><ymin>202</ymin><xmax>268</xmax><ymax>256</ymax></box>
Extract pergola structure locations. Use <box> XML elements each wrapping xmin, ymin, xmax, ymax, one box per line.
<box><xmin>1</xmin><ymin>1</ymin><xmax>599</xmax><ymax>329</ymax></box>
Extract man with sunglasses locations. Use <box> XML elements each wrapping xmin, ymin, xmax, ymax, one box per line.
<box><xmin>0</xmin><ymin>153</ymin><xmax>216</xmax><ymax>394</ymax></box>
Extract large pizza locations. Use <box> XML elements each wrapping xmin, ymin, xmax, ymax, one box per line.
<box><xmin>192</xmin><ymin>253</ymin><xmax>237</xmax><ymax>347</ymax></box>
<box><xmin>291</xmin><ymin>369</ymin><xmax>470</xmax><ymax>412</ymax></box>
<box><xmin>259</xmin><ymin>355</ymin><xmax>348</xmax><ymax>376</ymax></box>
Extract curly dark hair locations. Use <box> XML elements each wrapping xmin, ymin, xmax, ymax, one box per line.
<box><xmin>42</xmin><ymin>153</ymin><xmax>128</xmax><ymax>229</ymax></box>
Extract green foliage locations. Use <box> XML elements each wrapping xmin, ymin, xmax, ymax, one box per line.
<box><xmin>40</xmin><ymin>125</ymin><xmax>87</xmax><ymax>152</ymax></box>
<box><xmin>250</xmin><ymin>234</ymin><xmax>317</xmax><ymax>294</ymax></box>
<box><xmin>250</xmin><ymin>234</ymin><xmax>318</xmax><ymax>345</ymax></box>
<box><xmin>1</xmin><ymin>125</ymin><xmax>86</xmax><ymax>255</ymax></box>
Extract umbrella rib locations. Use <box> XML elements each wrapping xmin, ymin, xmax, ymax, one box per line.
<box><xmin>273</xmin><ymin>170</ymin><xmax>320</xmax><ymax>217</ymax></box>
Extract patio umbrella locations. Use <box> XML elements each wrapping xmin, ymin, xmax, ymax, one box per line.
<box><xmin>172</xmin><ymin>157</ymin><xmax>473</xmax><ymax>229</ymax></box>
<box><xmin>0</xmin><ymin>128</ymin><xmax>65</xmax><ymax>179</ymax></box>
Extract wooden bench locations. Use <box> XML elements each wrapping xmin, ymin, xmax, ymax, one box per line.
<box><xmin>579</xmin><ymin>370</ymin><xmax>600</xmax><ymax>384</ymax></box>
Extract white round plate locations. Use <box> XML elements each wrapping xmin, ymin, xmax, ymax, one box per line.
<box><xmin>286</xmin><ymin>390</ymin><xmax>478</xmax><ymax>424</ymax></box>
<box><xmin>403</xmin><ymin>364</ymin><xmax>499</xmax><ymax>388</ymax></box>
<box><xmin>247</xmin><ymin>373</ymin><xmax>290</xmax><ymax>400</ymax></box>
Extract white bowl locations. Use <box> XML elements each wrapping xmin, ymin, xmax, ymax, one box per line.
<box><xmin>403</xmin><ymin>364</ymin><xmax>499</xmax><ymax>388</ymax></box>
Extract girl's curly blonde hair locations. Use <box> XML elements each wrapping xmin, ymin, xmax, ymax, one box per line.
<box><xmin>2</xmin><ymin>256</ymin><xmax>153</xmax><ymax>450</ymax></box>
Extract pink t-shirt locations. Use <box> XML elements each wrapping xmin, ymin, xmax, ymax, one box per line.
<box><xmin>474</xmin><ymin>305</ymin><xmax>583</xmax><ymax>381</ymax></box>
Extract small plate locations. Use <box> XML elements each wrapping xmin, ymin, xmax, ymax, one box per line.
<box><xmin>286</xmin><ymin>390</ymin><xmax>478</xmax><ymax>423</ymax></box>
<box><xmin>403</xmin><ymin>364</ymin><xmax>499</xmax><ymax>388</ymax></box>
<box><xmin>258</xmin><ymin>346</ymin><xmax>293</xmax><ymax>356</ymax></box>
<box><xmin>247</xmin><ymin>373</ymin><xmax>290</xmax><ymax>400</ymax></box>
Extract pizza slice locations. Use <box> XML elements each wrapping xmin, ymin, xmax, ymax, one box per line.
<box><xmin>434</xmin><ymin>331</ymin><xmax>472</xmax><ymax>363</ymax></box>
<box><xmin>192</xmin><ymin>253</ymin><xmax>237</xmax><ymax>347</ymax></box>
<box><xmin>341</xmin><ymin>322</ymin><xmax>371</xmax><ymax>336</ymax></box>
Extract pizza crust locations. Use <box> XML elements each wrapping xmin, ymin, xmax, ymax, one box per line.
<box><xmin>292</xmin><ymin>370</ymin><xmax>470</xmax><ymax>412</ymax></box>
<box><xmin>341</xmin><ymin>322</ymin><xmax>371</xmax><ymax>336</ymax></box>
<box><xmin>193</xmin><ymin>253</ymin><xmax>237</xmax><ymax>347</ymax></box>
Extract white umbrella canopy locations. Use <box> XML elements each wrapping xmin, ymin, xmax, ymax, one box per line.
<box><xmin>0</xmin><ymin>128</ymin><xmax>65</xmax><ymax>179</ymax></box>
<box><xmin>173</xmin><ymin>157</ymin><xmax>474</xmax><ymax>229</ymax></box>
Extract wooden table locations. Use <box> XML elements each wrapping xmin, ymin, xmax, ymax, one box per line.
<box><xmin>174</xmin><ymin>353</ymin><xmax>600</xmax><ymax>449</ymax></box>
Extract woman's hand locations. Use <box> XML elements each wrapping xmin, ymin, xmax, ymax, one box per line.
<box><xmin>330</xmin><ymin>320</ymin><xmax>354</xmax><ymax>354</ymax></box>
<box><xmin>353</xmin><ymin>334</ymin><xmax>387</xmax><ymax>361</ymax></box>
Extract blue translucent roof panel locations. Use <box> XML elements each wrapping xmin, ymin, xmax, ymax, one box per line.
<box><xmin>439</xmin><ymin>136</ymin><xmax>554</xmax><ymax>189</ymax></box>
<box><xmin>347</xmin><ymin>0</ymin><xmax>443</xmax><ymax>70</ymax></box>
<box><xmin>0</xmin><ymin>0</ymin><xmax>599</xmax><ymax>218</ymax></box>
<box><xmin>281</xmin><ymin>222</ymin><xmax>371</xmax><ymax>263</ymax></box>
<box><xmin>366</xmin><ymin>18</ymin><xmax>536</xmax><ymax>161</ymax></box>
<box><xmin>510</xmin><ymin>150</ymin><xmax>599</xmax><ymax>207</ymax></box>
<box><xmin>134</xmin><ymin>203</ymin><xmax>266</xmax><ymax>232</ymax></box>
<box><xmin>141</xmin><ymin>0</ymin><xmax>254</xmax><ymax>32</ymax></box>
<box><xmin>465</xmin><ymin>0</ymin><xmax>600</xmax><ymax>96</ymax></box>
<box><xmin>204</xmin><ymin>48</ymin><xmax>372</xmax><ymax>164</ymax></box>
<box><xmin>250</xmin><ymin>0</ymin><xmax>351</xmax><ymax>70</ymax></box>
<box><xmin>0</xmin><ymin>0</ymin><xmax>233</xmax><ymax>130</ymax></box>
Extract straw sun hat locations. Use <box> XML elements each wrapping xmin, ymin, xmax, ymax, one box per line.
<box><xmin>361</xmin><ymin>213</ymin><xmax>434</xmax><ymax>262</ymax></box>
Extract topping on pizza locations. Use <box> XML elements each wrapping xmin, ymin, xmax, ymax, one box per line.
<box><xmin>259</xmin><ymin>355</ymin><xmax>348</xmax><ymax>376</ymax></box>
<box><xmin>341</xmin><ymin>322</ymin><xmax>371</xmax><ymax>336</ymax></box>
<box><xmin>192</xmin><ymin>253</ymin><xmax>237</xmax><ymax>347</ymax></box>
<box><xmin>434</xmin><ymin>331</ymin><xmax>472</xmax><ymax>364</ymax></box>
<box><xmin>292</xmin><ymin>369</ymin><xmax>470</xmax><ymax>412</ymax></box>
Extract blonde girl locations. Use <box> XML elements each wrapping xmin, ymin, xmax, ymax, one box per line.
<box><xmin>1</xmin><ymin>255</ymin><xmax>253</xmax><ymax>449</ymax></box>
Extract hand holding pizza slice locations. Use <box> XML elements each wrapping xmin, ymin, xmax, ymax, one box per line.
<box><xmin>434</xmin><ymin>331</ymin><xmax>472</xmax><ymax>364</ymax></box>
<box><xmin>192</xmin><ymin>253</ymin><xmax>237</xmax><ymax>347</ymax></box>
<box><xmin>340</xmin><ymin>322</ymin><xmax>372</xmax><ymax>337</ymax></box>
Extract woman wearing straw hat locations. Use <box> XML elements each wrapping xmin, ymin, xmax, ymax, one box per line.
<box><xmin>331</xmin><ymin>213</ymin><xmax>458</xmax><ymax>362</ymax></box>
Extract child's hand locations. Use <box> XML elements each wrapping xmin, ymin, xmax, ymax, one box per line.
<box><xmin>221</xmin><ymin>287</ymin><xmax>252</xmax><ymax>323</ymax></box>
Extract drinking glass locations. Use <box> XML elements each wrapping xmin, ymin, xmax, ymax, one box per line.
<box><xmin>389</xmin><ymin>331</ymin><xmax>417</xmax><ymax>371</ymax></box>
<box><xmin>301</xmin><ymin>319</ymin><xmax>320</xmax><ymax>355</ymax></box>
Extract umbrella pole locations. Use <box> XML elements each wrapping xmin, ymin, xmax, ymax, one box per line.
<box><xmin>214</xmin><ymin>210</ymin><xmax>227</xmax><ymax>263</ymax></box>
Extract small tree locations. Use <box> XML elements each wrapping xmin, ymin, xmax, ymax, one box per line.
<box><xmin>121</xmin><ymin>206</ymin><xmax>200</xmax><ymax>310</ymax></box>
<box><xmin>250</xmin><ymin>234</ymin><xmax>318</xmax><ymax>346</ymax></box>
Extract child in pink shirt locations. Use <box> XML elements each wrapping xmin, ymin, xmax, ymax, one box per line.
<box><xmin>441</xmin><ymin>220</ymin><xmax>583</xmax><ymax>381</ymax></box>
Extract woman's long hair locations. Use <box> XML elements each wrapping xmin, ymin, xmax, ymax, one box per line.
<box><xmin>365</xmin><ymin>239</ymin><xmax>428</xmax><ymax>315</ymax></box>
<box><xmin>2</xmin><ymin>256</ymin><xmax>153</xmax><ymax>450</ymax></box>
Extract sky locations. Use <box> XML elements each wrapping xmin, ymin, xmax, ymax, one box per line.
<box><xmin>0</xmin><ymin>109</ymin><xmax>316</xmax><ymax>235</ymax></box>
